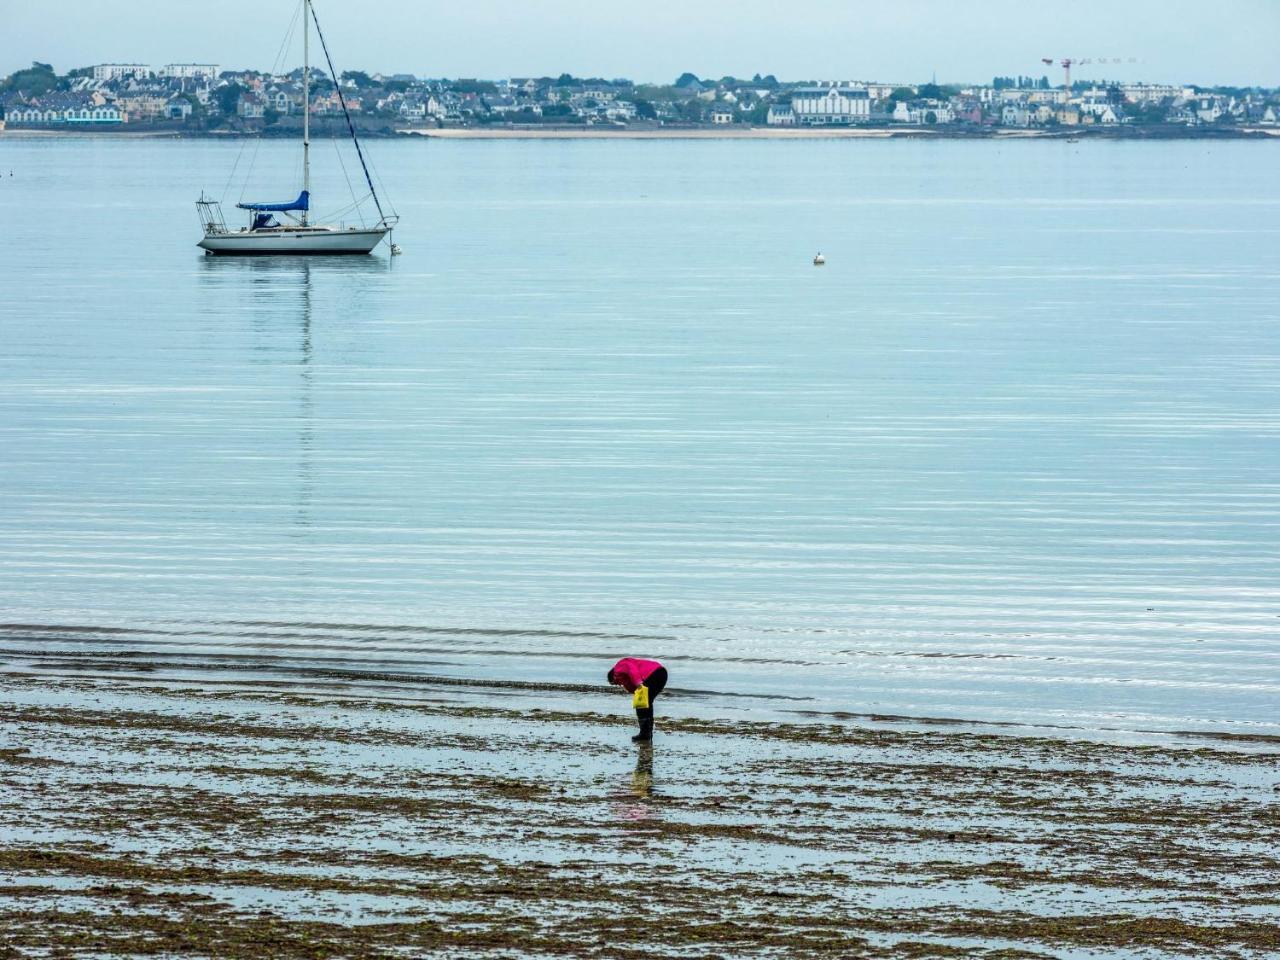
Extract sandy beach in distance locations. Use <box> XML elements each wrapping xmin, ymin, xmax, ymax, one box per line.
<box><xmin>397</xmin><ymin>126</ymin><xmax>940</xmax><ymax>140</ymax></box>
<box><xmin>399</xmin><ymin>125</ymin><xmax>1280</xmax><ymax>140</ymax></box>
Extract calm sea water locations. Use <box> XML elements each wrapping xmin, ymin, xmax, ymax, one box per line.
<box><xmin>1</xmin><ymin>134</ymin><xmax>1277</xmax><ymax>735</ymax></box>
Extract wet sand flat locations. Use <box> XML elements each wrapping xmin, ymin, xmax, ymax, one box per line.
<box><xmin>2</xmin><ymin>666</ymin><xmax>1277</xmax><ymax>958</ymax></box>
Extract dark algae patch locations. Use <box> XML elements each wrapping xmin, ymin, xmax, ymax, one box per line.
<box><xmin>1</xmin><ymin>672</ymin><xmax>1278</xmax><ymax>958</ymax></box>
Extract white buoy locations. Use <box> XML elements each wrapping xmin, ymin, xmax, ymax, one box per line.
<box><xmin>813</xmin><ymin>252</ymin><xmax>826</xmax><ymax>266</ymax></box>
<box><xmin>390</xmin><ymin>243</ymin><xmax>403</xmax><ymax>256</ymax></box>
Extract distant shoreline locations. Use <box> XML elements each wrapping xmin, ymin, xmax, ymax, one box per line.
<box><xmin>403</xmin><ymin>126</ymin><xmax>1280</xmax><ymax>140</ymax></box>
<box><xmin>406</xmin><ymin>126</ymin><xmax>922</xmax><ymax>139</ymax></box>
<box><xmin>3</xmin><ymin>124</ymin><xmax>1278</xmax><ymax>141</ymax></box>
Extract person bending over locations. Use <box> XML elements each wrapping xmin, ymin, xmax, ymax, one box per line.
<box><xmin>607</xmin><ymin>657</ymin><xmax>668</xmax><ymax>742</ymax></box>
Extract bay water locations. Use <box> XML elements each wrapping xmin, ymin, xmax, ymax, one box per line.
<box><xmin>1</xmin><ymin>135</ymin><xmax>1277</xmax><ymax>736</ymax></box>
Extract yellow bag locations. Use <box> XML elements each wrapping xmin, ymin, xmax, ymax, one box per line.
<box><xmin>632</xmin><ymin>685</ymin><xmax>650</xmax><ymax>709</ymax></box>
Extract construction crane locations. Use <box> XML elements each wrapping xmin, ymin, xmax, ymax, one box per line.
<box><xmin>1041</xmin><ymin>58</ymin><xmax>1092</xmax><ymax>95</ymax></box>
<box><xmin>1040</xmin><ymin>57</ymin><xmax>1138</xmax><ymax>95</ymax></box>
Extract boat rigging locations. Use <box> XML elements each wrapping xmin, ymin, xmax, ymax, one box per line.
<box><xmin>195</xmin><ymin>0</ymin><xmax>399</xmax><ymax>255</ymax></box>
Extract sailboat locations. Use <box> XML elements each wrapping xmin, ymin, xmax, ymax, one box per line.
<box><xmin>196</xmin><ymin>0</ymin><xmax>397</xmax><ymax>255</ymax></box>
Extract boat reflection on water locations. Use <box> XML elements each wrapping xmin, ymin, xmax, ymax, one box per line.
<box><xmin>195</xmin><ymin>256</ymin><xmax>390</xmax><ymax>539</ymax></box>
<box><xmin>196</xmin><ymin>253</ymin><xmax>391</xmax><ymax>280</ymax></box>
<box><xmin>196</xmin><ymin>252</ymin><xmax>390</xmax><ymax>329</ymax></box>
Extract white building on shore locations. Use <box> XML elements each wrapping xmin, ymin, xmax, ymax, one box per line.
<box><xmin>789</xmin><ymin>84</ymin><xmax>871</xmax><ymax>125</ymax></box>
<box><xmin>865</xmin><ymin>83</ymin><xmax>907</xmax><ymax>100</ymax></box>
<box><xmin>92</xmin><ymin>63</ymin><xmax>152</xmax><ymax>81</ymax></box>
<box><xmin>6</xmin><ymin>94</ymin><xmax>124</xmax><ymax>125</ymax></box>
<box><xmin>1120</xmin><ymin>83</ymin><xmax>1185</xmax><ymax>103</ymax></box>
<box><xmin>159</xmin><ymin>64</ymin><xmax>220</xmax><ymax>80</ymax></box>
<box><xmin>766</xmin><ymin>104</ymin><xmax>795</xmax><ymax>126</ymax></box>
<box><xmin>1001</xmin><ymin>104</ymin><xmax>1032</xmax><ymax>127</ymax></box>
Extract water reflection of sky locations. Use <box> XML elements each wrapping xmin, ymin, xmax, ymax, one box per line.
<box><xmin>1</xmin><ymin>138</ymin><xmax>1278</xmax><ymax>735</ymax></box>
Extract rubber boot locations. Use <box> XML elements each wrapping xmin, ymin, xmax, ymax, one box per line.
<box><xmin>632</xmin><ymin>708</ymin><xmax>654</xmax><ymax>742</ymax></box>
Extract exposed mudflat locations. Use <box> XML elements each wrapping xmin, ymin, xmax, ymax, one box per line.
<box><xmin>2</xmin><ymin>667</ymin><xmax>1277</xmax><ymax>958</ymax></box>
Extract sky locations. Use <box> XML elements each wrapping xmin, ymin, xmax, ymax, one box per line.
<box><xmin>3</xmin><ymin>0</ymin><xmax>1278</xmax><ymax>88</ymax></box>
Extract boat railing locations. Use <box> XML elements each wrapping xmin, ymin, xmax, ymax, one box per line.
<box><xmin>196</xmin><ymin>196</ymin><xmax>229</xmax><ymax>235</ymax></box>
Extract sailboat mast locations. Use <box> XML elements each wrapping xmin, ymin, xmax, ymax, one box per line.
<box><xmin>307</xmin><ymin>1</ymin><xmax>390</xmax><ymax>226</ymax></box>
<box><xmin>302</xmin><ymin>0</ymin><xmax>310</xmax><ymax>225</ymax></box>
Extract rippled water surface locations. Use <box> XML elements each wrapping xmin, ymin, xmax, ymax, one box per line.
<box><xmin>1</xmin><ymin>136</ymin><xmax>1277</xmax><ymax>734</ymax></box>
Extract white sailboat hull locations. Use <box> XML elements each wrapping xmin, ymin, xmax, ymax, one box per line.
<box><xmin>198</xmin><ymin>226</ymin><xmax>388</xmax><ymax>256</ymax></box>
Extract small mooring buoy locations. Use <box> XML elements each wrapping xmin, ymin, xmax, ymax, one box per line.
<box><xmin>813</xmin><ymin>252</ymin><xmax>826</xmax><ymax>266</ymax></box>
<box><xmin>390</xmin><ymin>243</ymin><xmax>403</xmax><ymax>256</ymax></box>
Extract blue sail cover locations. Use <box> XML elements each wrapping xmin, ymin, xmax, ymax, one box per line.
<box><xmin>236</xmin><ymin>190</ymin><xmax>310</xmax><ymax>212</ymax></box>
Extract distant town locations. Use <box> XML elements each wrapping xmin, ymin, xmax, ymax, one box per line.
<box><xmin>2</xmin><ymin>60</ymin><xmax>1278</xmax><ymax>136</ymax></box>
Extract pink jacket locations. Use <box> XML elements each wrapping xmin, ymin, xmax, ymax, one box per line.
<box><xmin>609</xmin><ymin>657</ymin><xmax>663</xmax><ymax>693</ymax></box>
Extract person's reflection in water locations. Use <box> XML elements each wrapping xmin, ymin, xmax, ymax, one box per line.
<box><xmin>632</xmin><ymin>744</ymin><xmax>654</xmax><ymax>799</ymax></box>
<box><xmin>612</xmin><ymin>744</ymin><xmax>658</xmax><ymax>827</ymax></box>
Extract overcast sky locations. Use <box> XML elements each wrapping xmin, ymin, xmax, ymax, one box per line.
<box><xmin>4</xmin><ymin>0</ymin><xmax>1278</xmax><ymax>88</ymax></box>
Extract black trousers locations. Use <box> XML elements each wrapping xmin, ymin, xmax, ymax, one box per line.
<box><xmin>635</xmin><ymin>667</ymin><xmax>668</xmax><ymax>734</ymax></box>
<box><xmin>644</xmin><ymin>667</ymin><xmax>668</xmax><ymax>701</ymax></box>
